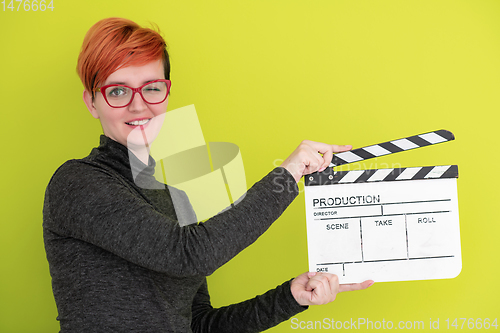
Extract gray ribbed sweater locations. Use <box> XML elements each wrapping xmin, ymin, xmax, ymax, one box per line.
<box><xmin>43</xmin><ymin>136</ymin><xmax>306</xmax><ymax>332</ymax></box>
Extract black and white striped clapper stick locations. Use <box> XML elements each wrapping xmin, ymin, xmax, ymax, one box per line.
<box><xmin>329</xmin><ymin>129</ymin><xmax>455</xmax><ymax>168</ymax></box>
<box><xmin>306</xmin><ymin>165</ymin><xmax>459</xmax><ymax>186</ymax></box>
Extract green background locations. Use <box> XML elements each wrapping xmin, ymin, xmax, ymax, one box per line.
<box><xmin>1</xmin><ymin>0</ymin><xmax>499</xmax><ymax>331</ymax></box>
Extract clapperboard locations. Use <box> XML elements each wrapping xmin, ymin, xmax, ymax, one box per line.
<box><xmin>304</xmin><ymin>130</ymin><xmax>461</xmax><ymax>283</ymax></box>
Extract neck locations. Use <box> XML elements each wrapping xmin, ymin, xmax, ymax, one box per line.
<box><xmin>128</xmin><ymin>144</ymin><xmax>150</xmax><ymax>165</ymax></box>
<box><xmin>125</xmin><ymin>124</ymin><xmax>154</xmax><ymax>165</ymax></box>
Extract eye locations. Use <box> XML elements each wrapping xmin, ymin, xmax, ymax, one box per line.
<box><xmin>144</xmin><ymin>84</ymin><xmax>162</xmax><ymax>92</ymax></box>
<box><xmin>108</xmin><ymin>87</ymin><xmax>128</xmax><ymax>97</ymax></box>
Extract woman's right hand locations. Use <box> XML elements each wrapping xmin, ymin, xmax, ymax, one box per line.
<box><xmin>280</xmin><ymin>140</ymin><xmax>352</xmax><ymax>183</ymax></box>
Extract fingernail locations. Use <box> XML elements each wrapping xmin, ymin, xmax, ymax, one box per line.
<box><xmin>367</xmin><ymin>281</ymin><xmax>374</xmax><ymax>287</ymax></box>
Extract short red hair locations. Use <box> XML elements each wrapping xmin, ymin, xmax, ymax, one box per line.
<box><xmin>77</xmin><ymin>17</ymin><xmax>170</xmax><ymax>97</ymax></box>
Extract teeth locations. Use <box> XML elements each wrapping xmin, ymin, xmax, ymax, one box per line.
<box><xmin>126</xmin><ymin>119</ymin><xmax>150</xmax><ymax>126</ymax></box>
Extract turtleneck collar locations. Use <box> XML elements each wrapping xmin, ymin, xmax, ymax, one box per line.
<box><xmin>88</xmin><ymin>135</ymin><xmax>161</xmax><ymax>189</ymax></box>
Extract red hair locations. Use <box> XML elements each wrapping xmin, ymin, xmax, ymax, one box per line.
<box><xmin>77</xmin><ymin>17</ymin><xmax>170</xmax><ymax>97</ymax></box>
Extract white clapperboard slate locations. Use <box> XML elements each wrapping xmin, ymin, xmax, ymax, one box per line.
<box><xmin>304</xmin><ymin>130</ymin><xmax>461</xmax><ymax>283</ymax></box>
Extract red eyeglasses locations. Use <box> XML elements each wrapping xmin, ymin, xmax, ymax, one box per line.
<box><xmin>95</xmin><ymin>79</ymin><xmax>171</xmax><ymax>108</ymax></box>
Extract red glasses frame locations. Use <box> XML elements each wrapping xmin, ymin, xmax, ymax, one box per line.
<box><xmin>96</xmin><ymin>79</ymin><xmax>172</xmax><ymax>108</ymax></box>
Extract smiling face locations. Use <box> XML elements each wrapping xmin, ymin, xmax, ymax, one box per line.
<box><xmin>83</xmin><ymin>60</ymin><xmax>168</xmax><ymax>148</ymax></box>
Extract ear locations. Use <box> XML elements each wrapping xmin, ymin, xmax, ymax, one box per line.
<box><xmin>83</xmin><ymin>90</ymin><xmax>100</xmax><ymax>119</ymax></box>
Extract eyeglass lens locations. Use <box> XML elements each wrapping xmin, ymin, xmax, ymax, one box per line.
<box><xmin>104</xmin><ymin>81</ymin><xmax>168</xmax><ymax>107</ymax></box>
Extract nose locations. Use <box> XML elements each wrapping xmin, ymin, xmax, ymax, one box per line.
<box><xmin>128</xmin><ymin>91</ymin><xmax>148</xmax><ymax>113</ymax></box>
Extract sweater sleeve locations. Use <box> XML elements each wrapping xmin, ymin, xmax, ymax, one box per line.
<box><xmin>191</xmin><ymin>279</ymin><xmax>308</xmax><ymax>333</ymax></box>
<box><xmin>43</xmin><ymin>162</ymin><xmax>298</xmax><ymax>277</ymax></box>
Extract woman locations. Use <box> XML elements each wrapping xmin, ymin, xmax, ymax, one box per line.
<box><xmin>43</xmin><ymin>17</ymin><xmax>373</xmax><ymax>332</ymax></box>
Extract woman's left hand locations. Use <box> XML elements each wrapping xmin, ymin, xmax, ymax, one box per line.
<box><xmin>290</xmin><ymin>272</ymin><xmax>374</xmax><ymax>306</ymax></box>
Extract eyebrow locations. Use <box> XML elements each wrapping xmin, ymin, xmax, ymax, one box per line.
<box><xmin>105</xmin><ymin>79</ymin><xmax>162</xmax><ymax>86</ymax></box>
